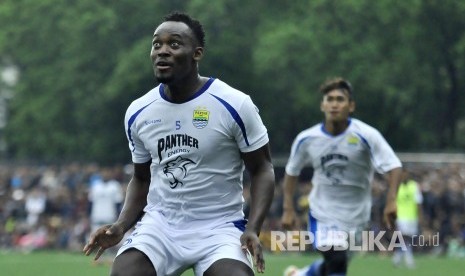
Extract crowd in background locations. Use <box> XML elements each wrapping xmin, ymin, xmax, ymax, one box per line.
<box><xmin>1</xmin><ymin>162</ymin><xmax>464</xmax><ymax>257</ymax></box>
<box><xmin>0</xmin><ymin>163</ymin><xmax>129</xmax><ymax>253</ymax></box>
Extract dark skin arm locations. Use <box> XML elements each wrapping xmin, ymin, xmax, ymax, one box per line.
<box><xmin>83</xmin><ymin>161</ymin><xmax>151</xmax><ymax>260</ymax></box>
<box><xmin>240</xmin><ymin>144</ymin><xmax>275</xmax><ymax>273</ymax></box>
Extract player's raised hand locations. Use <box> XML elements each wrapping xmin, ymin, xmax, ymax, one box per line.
<box><xmin>83</xmin><ymin>224</ymin><xmax>125</xmax><ymax>260</ymax></box>
<box><xmin>281</xmin><ymin>208</ymin><xmax>297</xmax><ymax>230</ymax></box>
<box><xmin>240</xmin><ymin>230</ymin><xmax>265</xmax><ymax>273</ymax></box>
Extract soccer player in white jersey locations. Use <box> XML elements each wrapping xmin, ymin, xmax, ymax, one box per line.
<box><xmin>88</xmin><ymin>167</ymin><xmax>124</xmax><ymax>234</ymax></box>
<box><xmin>281</xmin><ymin>77</ymin><xmax>402</xmax><ymax>276</ymax></box>
<box><xmin>83</xmin><ymin>11</ymin><xmax>275</xmax><ymax>276</ymax></box>
<box><xmin>88</xmin><ymin>166</ymin><xmax>124</xmax><ymax>263</ymax></box>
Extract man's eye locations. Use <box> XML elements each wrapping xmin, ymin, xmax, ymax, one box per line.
<box><xmin>153</xmin><ymin>42</ymin><xmax>161</xmax><ymax>48</ymax></box>
<box><xmin>170</xmin><ymin>42</ymin><xmax>180</xmax><ymax>47</ymax></box>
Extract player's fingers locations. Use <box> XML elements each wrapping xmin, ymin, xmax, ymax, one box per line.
<box><xmin>83</xmin><ymin>235</ymin><xmax>97</xmax><ymax>252</ymax></box>
<box><xmin>84</xmin><ymin>243</ymin><xmax>96</xmax><ymax>256</ymax></box>
<box><xmin>240</xmin><ymin>234</ymin><xmax>252</xmax><ymax>251</ymax></box>
<box><xmin>240</xmin><ymin>237</ymin><xmax>249</xmax><ymax>251</ymax></box>
<box><xmin>281</xmin><ymin>219</ymin><xmax>293</xmax><ymax>230</ymax></box>
<box><xmin>383</xmin><ymin>215</ymin><xmax>390</xmax><ymax>229</ymax></box>
<box><xmin>384</xmin><ymin>214</ymin><xmax>394</xmax><ymax>230</ymax></box>
<box><xmin>386</xmin><ymin>221</ymin><xmax>392</xmax><ymax>230</ymax></box>
<box><xmin>281</xmin><ymin>213</ymin><xmax>295</xmax><ymax>230</ymax></box>
<box><xmin>253</xmin><ymin>243</ymin><xmax>265</xmax><ymax>273</ymax></box>
<box><xmin>94</xmin><ymin>247</ymin><xmax>106</xmax><ymax>261</ymax></box>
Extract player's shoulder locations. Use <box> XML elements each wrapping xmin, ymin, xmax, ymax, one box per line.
<box><xmin>301</xmin><ymin>123</ymin><xmax>323</xmax><ymax>136</ymax></box>
<box><xmin>350</xmin><ymin>118</ymin><xmax>381</xmax><ymax>135</ymax></box>
<box><xmin>126</xmin><ymin>85</ymin><xmax>161</xmax><ymax>115</ymax></box>
<box><xmin>294</xmin><ymin>123</ymin><xmax>323</xmax><ymax>141</ymax></box>
<box><xmin>208</xmin><ymin>78</ymin><xmax>250</xmax><ymax>104</ymax></box>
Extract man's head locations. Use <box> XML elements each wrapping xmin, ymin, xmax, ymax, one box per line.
<box><xmin>162</xmin><ymin>12</ymin><xmax>205</xmax><ymax>47</ymax></box>
<box><xmin>319</xmin><ymin>77</ymin><xmax>353</xmax><ymax>99</ymax></box>
<box><xmin>319</xmin><ymin>77</ymin><xmax>355</xmax><ymax>123</ymax></box>
<box><xmin>151</xmin><ymin>11</ymin><xmax>205</xmax><ymax>84</ymax></box>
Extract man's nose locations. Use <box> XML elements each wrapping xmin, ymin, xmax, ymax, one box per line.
<box><xmin>157</xmin><ymin>44</ymin><xmax>170</xmax><ymax>55</ymax></box>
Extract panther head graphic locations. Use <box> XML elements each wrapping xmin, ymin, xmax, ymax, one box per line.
<box><xmin>324</xmin><ymin>165</ymin><xmax>346</xmax><ymax>185</ymax></box>
<box><xmin>162</xmin><ymin>156</ymin><xmax>196</xmax><ymax>189</ymax></box>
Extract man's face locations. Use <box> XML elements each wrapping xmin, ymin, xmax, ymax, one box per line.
<box><xmin>150</xmin><ymin>21</ymin><xmax>202</xmax><ymax>84</ymax></box>
<box><xmin>320</xmin><ymin>89</ymin><xmax>355</xmax><ymax>123</ymax></box>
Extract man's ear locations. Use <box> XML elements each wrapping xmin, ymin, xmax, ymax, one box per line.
<box><xmin>193</xmin><ymin>47</ymin><xmax>204</xmax><ymax>61</ymax></box>
<box><xmin>349</xmin><ymin>100</ymin><xmax>356</xmax><ymax>113</ymax></box>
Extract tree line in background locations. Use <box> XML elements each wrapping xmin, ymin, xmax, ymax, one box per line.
<box><xmin>0</xmin><ymin>0</ymin><xmax>464</xmax><ymax>163</ymax></box>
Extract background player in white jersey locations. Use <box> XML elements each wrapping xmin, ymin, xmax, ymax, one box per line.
<box><xmin>83</xmin><ymin>11</ymin><xmax>275</xmax><ymax>276</ymax></box>
<box><xmin>87</xmin><ymin>166</ymin><xmax>124</xmax><ymax>263</ymax></box>
<box><xmin>281</xmin><ymin>77</ymin><xmax>402</xmax><ymax>276</ymax></box>
<box><xmin>88</xmin><ymin>167</ymin><xmax>124</xmax><ymax>235</ymax></box>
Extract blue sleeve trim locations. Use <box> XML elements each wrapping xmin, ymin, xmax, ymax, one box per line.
<box><xmin>127</xmin><ymin>100</ymin><xmax>157</xmax><ymax>152</ymax></box>
<box><xmin>210</xmin><ymin>94</ymin><xmax>250</xmax><ymax>146</ymax></box>
<box><xmin>293</xmin><ymin>136</ymin><xmax>310</xmax><ymax>157</ymax></box>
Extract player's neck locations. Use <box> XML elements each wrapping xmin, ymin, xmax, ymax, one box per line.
<box><xmin>164</xmin><ymin>75</ymin><xmax>207</xmax><ymax>103</ymax></box>
<box><xmin>324</xmin><ymin>119</ymin><xmax>350</xmax><ymax>136</ymax></box>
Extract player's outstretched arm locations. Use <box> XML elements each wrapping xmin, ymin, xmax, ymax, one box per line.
<box><xmin>240</xmin><ymin>144</ymin><xmax>275</xmax><ymax>273</ymax></box>
<box><xmin>83</xmin><ymin>161</ymin><xmax>151</xmax><ymax>260</ymax></box>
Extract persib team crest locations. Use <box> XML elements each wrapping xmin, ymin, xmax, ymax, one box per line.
<box><xmin>192</xmin><ymin>108</ymin><xmax>209</xmax><ymax>129</ymax></box>
<box><xmin>347</xmin><ymin>134</ymin><xmax>360</xmax><ymax>145</ymax></box>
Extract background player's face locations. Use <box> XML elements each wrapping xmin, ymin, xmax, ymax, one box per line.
<box><xmin>150</xmin><ymin>21</ymin><xmax>202</xmax><ymax>84</ymax></box>
<box><xmin>320</xmin><ymin>89</ymin><xmax>355</xmax><ymax>123</ymax></box>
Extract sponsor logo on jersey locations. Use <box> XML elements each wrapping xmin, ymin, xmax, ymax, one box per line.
<box><xmin>157</xmin><ymin>134</ymin><xmax>199</xmax><ymax>162</ymax></box>
<box><xmin>144</xmin><ymin>119</ymin><xmax>162</xmax><ymax>126</ymax></box>
<box><xmin>162</xmin><ymin>156</ymin><xmax>196</xmax><ymax>189</ymax></box>
<box><xmin>192</xmin><ymin>107</ymin><xmax>209</xmax><ymax>129</ymax></box>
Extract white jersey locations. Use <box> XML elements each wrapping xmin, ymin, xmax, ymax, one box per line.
<box><xmin>124</xmin><ymin>78</ymin><xmax>269</xmax><ymax>228</ymax></box>
<box><xmin>286</xmin><ymin>118</ymin><xmax>401</xmax><ymax>226</ymax></box>
<box><xmin>89</xmin><ymin>179</ymin><xmax>124</xmax><ymax>223</ymax></box>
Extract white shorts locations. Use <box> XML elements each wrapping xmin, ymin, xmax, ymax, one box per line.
<box><xmin>396</xmin><ymin>220</ymin><xmax>418</xmax><ymax>237</ymax></box>
<box><xmin>116</xmin><ymin>211</ymin><xmax>253</xmax><ymax>276</ymax></box>
<box><xmin>308</xmin><ymin>212</ymin><xmax>363</xmax><ymax>251</ymax></box>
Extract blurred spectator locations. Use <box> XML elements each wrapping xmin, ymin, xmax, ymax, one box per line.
<box><xmin>24</xmin><ymin>186</ymin><xmax>47</xmax><ymax>227</ymax></box>
<box><xmin>392</xmin><ymin>168</ymin><xmax>423</xmax><ymax>268</ymax></box>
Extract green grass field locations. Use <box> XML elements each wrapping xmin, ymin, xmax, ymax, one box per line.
<box><xmin>0</xmin><ymin>250</ymin><xmax>463</xmax><ymax>276</ymax></box>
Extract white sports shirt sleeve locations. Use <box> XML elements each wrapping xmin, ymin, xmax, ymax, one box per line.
<box><xmin>123</xmin><ymin>78</ymin><xmax>269</xmax><ymax>229</ymax></box>
<box><xmin>285</xmin><ymin>118</ymin><xmax>402</xmax><ymax>227</ymax></box>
